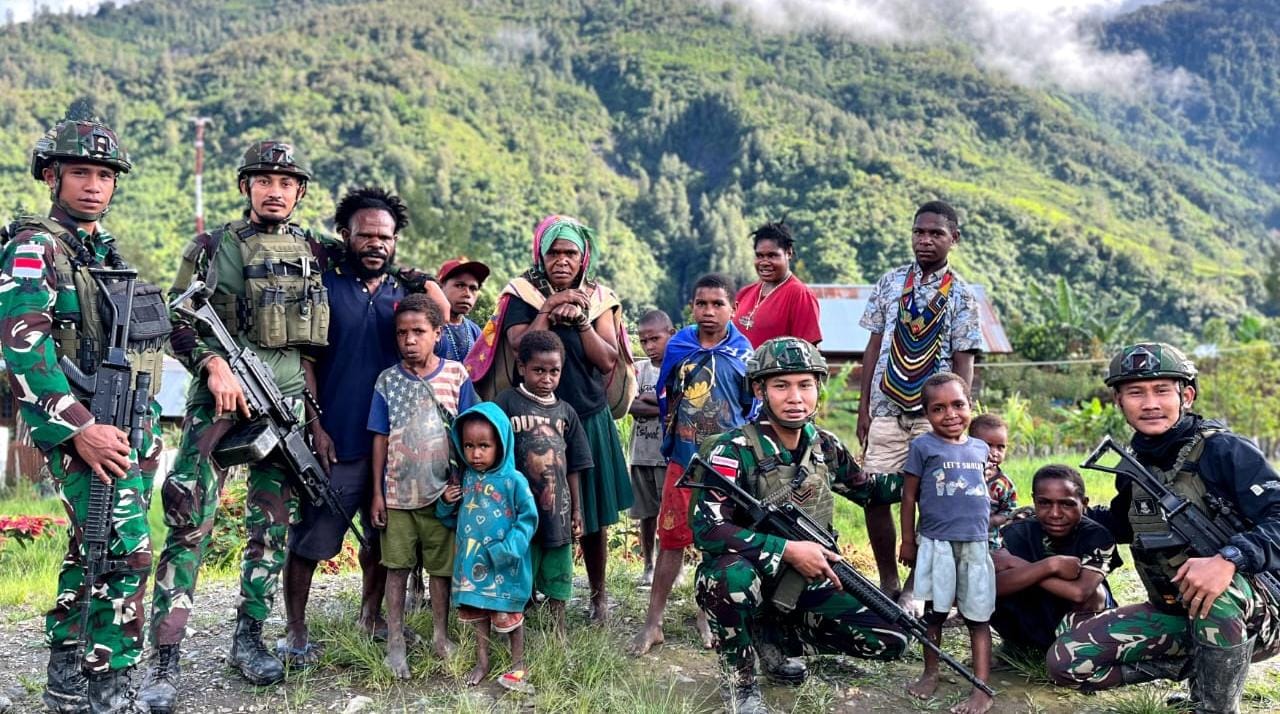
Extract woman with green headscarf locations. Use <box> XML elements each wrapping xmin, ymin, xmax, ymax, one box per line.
<box><xmin>466</xmin><ymin>215</ymin><xmax>636</xmax><ymax>622</ymax></box>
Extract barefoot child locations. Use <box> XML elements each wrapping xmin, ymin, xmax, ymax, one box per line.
<box><xmin>628</xmin><ymin>310</ymin><xmax>676</xmax><ymax>586</ymax></box>
<box><xmin>969</xmin><ymin>414</ymin><xmax>1017</xmax><ymax>550</ymax></box>
<box><xmin>493</xmin><ymin>330</ymin><xmax>592</xmax><ymax>635</ymax></box>
<box><xmin>899</xmin><ymin>372</ymin><xmax>996</xmax><ymax>714</ymax></box>
<box><xmin>368</xmin><ymin>294</ymin><xmax>478</xmax><ymax>677</ymax></box>
<box><xmin>438</xmin><ymin>403</ymin><xmax>539</xmax><ymax>693</ymax></box>
<box><xmin>630</xmin><ymin>273</ymin><xmax>756</xmax><ymax>656</ymax></box>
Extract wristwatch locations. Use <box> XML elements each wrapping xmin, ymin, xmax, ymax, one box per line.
<box><xmin>1218</xmin><ymin>544</ymin><xmax>1249</xmax><ymax>571</ymax></box>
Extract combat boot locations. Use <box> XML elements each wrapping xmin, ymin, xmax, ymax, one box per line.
<box><xmin>42</xmin><ymin>644</ymin><xmax>89</xmax><ymax>714</ymax></box>
<box><xmin>755</xmin><ymin>639</ymin><xmax>807</xmax><ymax>685</ymax></box>
<box><xmin>1189</xmin><ymin>637</ymin><xmax>1254</xmax><ymax>714</ymax></box>
<box><xmin>86</xmin><ymin>667</ymin><xmax>147</xmax><ymax>714</ymax></box>
<box><xmin>1116</xmin><ymin>655</ymin><xmax>1192</xmax><ymax>685</ymax></box>
<box><xmin>139</xmin><ymin>644</ymin><xmax>181</xmax><ymax>713</ymax></box>
<box><xmin>228</xmin><ymin>614</ymin><xmax>284</xmax><ymax>685</ymax></box>
<box><xmin>719</xmin><ymin>658</ymin><xmax>772</xmax><ymax>714</ymax></box>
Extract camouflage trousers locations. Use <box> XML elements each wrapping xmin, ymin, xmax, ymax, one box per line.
<box><xmin>1047</xmin><ymin>573</ymin><xmax>1280</xmax><ymax>690</ymax></box>
<box><xmin>150</xmin><ymin>402</ymin><xmax>298</xmax><ymax>646</ymax></box>
<box><xmin>696</xmin><ymin>553</ymin><xmax>908</xmax><ymax>681</ymax></box>
<box><xmin>45</xmin><ymin>403</ymin><xmax>163</xmax><ymax>674</ymax></box>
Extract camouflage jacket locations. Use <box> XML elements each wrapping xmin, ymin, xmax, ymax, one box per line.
<box><xmin>690</xmin><ymin>421</ymin><xmax>902</xmax><ymax>577</ymax></box>
<box><xmin>0</xmin><ymin>208</ymin><xmax>116</xmax><ymax>450</ymax></box>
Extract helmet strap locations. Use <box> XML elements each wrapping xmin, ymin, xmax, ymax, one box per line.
<box><xmin>760</xmin><ymin>396</ymin><xmax>814</xmax><ymax>430</ymax></box>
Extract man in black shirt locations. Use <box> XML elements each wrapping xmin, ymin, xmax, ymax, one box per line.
<box><xmin>992</xmin><ymin>465</ymin><xmax>1121</xmax><ymax>653</ymax></box>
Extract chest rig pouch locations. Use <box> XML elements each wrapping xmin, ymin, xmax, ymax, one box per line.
<box><xmin>740</xmin><ymin>424</ymin><xmax>835</xmax><ymax>612</ymax></box>
<box><xmin>209</xmin><ymin>220</ymin><xmax>329</xmax><ymax>349</ymax></box>
<box><xmin>6</xmin><ymin>216</ymin><xmax>171</xmax><ymax>391</ymax></box>
<box><xmin>1128</xmin><ymin>429</ymin><xmax>1224</xmax><ymax>610</ymax></box>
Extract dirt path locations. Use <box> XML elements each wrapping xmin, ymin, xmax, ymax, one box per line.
<box><xmin>1</xmin><ymin>573</ymin><xmax>1276</xmax><ymax>713</ymax></box>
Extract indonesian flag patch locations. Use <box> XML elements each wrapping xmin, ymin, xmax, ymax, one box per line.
<box><xmin>10</xmin><ymin>244</ymin><xmax>44</xmax><ymax>280</ymax></box>
<box><xmin>710</xmin><ymin>453</ymin><xmax>739</xmax><ymax>480</ymax></box>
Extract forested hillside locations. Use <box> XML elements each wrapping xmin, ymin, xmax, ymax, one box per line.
<box><xmin>1</xmin><ymin>0</ymin><xmax>1276</xmax><ymax>333</ymax></box>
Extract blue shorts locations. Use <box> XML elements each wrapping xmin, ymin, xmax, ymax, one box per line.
<box><xmin>287</xmin><ymin>457</ymin><xmax>375</xmax><ymax>561</ymax></box>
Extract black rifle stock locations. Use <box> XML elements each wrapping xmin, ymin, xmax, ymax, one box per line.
<box><xmin>1081</xmin><ymin>435</ymin><xmax>1280</xmax><ymax>602</ymax></box>
<box><xmin>170</xmin><ymin>280</ymin><xmax>370</xmax><ymax>549</ymax></box>
<box><xmin>679</xmin><ymin>455</ymin><xmax>996</xmax><ymax>697</ymax></box>
<box><xmin>58</xmin><ymin>269</ymin><xmax>153</xmax><ymax>663</ymax></box>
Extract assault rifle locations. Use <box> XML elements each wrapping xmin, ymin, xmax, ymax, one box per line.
<box><xmin>679</xmin><ymin>455</ymin><xmax>996</xmax><ymax>697</ymax></box>
<box><xmin>170</xmin><ymin>281</ymin><xmax>370</xmax><ymax>549</ymax></box>
<box><xmin>59</xmin><ymin>269</ymin><xmax>154</xmax><ymax>663</ymax></box>
<box><xmin>1082</xmin><ymin>435</ymin><xmax>1280</xmax><ymax>602</ymax></box>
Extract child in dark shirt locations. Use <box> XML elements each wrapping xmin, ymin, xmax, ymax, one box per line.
<box><xmin>493</xmin><ymin>330</ymin><xmax>592</xmax><ymax>635</ymax></box>
<box><xmin>969</xmin><ymin>414</ymin><xmax>1017</xmax><ymax>550</ymax></box>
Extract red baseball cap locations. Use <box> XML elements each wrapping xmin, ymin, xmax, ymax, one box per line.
<box><xmin>437</xmin><ymin>257</ymin><xmax>490</xmax><ymax>284</ymax></box>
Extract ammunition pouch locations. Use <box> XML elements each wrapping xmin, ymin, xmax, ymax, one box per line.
<box><xmin>770</xmin><ymin>566</ymin><xmax>808</xmax><ymax>613</ymax></box>
<box><xmin>230</xmin><ymin>223</ymin><xmax>329</xmax><ymax>349</ymax></box>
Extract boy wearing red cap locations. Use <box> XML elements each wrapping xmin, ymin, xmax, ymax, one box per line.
<box><xmin>436</xmin><ymin>257</ymin><xmax>490</xmax><ymax>362</ymax></box>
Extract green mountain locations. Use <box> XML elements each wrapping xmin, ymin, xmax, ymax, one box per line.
<box><xmin>1</xmin><ymin>0</ymin><xmax>1275</xmax><ymax>337</ymax></box>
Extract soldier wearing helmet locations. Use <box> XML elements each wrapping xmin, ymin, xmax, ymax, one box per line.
<box><xmin>686</xmin><ymin>337</ymin><xmax>908</xmax><ymax>713</ymax></box>
<box><xmin>3</xmin><ymin>116</ymin><xmax>168</xmax><ymax>713</ymax></box>
<box><xmin>141</xmin><ymin>140</ymin><xmax>336</xmax><ymax>705</ymax></box>
<box><xmin>1048</xmin><ymin>342</ymin><xmax>1280</xmax><ymax>713</ymax></box>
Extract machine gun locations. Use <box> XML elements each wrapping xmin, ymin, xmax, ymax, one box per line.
<box><xmin>170</xmin><ymin>281</ymin><xmax>370</xmax><ymax>549</ymax></box>
<box><xmin>679</xmin><ymin>455</ymin><xmax>995</xmax><ymax>697</ymax></box>
<box><xmin>59</xmin><ymin>269</ymin><xmax>153</xmax><ymax>663</ymax></box>
<box><xmin>1082</xmin><ymin>435</ymin><xmax>1280</xmax><ymax>602</ymax></box>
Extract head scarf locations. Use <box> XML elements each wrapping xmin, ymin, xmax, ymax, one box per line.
<box><xmin>532</xmin><ymin>214</ymin><xmax>596</xmax><ymax>286</ymax></box>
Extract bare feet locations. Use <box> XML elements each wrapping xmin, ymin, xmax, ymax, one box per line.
<box><xmin>357</xmin><ymin>614</ymin><xmax>387</xmax><ymax>638</ymax></box>
<box><xmin>628</xmin><ymin>624</ymin><xmax>665</xmax><ymax>656</ymax></box>
<box><xmin>695</xmin><ymin>610</ymin><xmax>714</xmax><ymax>649</ymax></box>
<box><xmin>431</xmin><ymin>634</ymin><xmax>458</xmax><ymax>659</ymax></box>
<box><xmin>906</xmin><ymin>671</ymin><xmax>939</xmax><ymax>700</ymax></box>
<box><xmin>950</xmin><ymin>688</ymin><xmax>994</xmax><ymax>714</ymax></box>
<box><xmin>638</xmin><ymin>568</ymin><xmax>654</xmax><ymax>587</ymax></box>
<box><xmin>589</xmin><ymin>594</ymin><xmax>609</xmax><ymax>625</ymax></box>
<box><xmin>464</xmin><ymin>661</ymin><xmax>491</xmax><ymax>686</ymax></box>
<box><xmin>385</xmin><ymin>634</ymin><xmax>410</xmax><ymax>679</ymax></box>
<box><xmin>547</xmin><ymin>600</ymin><xmax>567</xmax><ymax>640</ymax></box>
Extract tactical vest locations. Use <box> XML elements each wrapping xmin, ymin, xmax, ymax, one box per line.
<box><xmin>4</xmin><ymin>215</ymin><xmax>169</xmax><ymax>392</ymax></box>
<box><xmin>739</xmin><ymin>423</ymin><xmax>835</xmax><ymax>611</ymax></box>
<box><xmin>1128</xmin><ymin>428</ymin><xmax>1225</xmax><ymax>608</ymax></box>
<box><xmin>189</xmin><ymin>219</ymin><xmax>329</xmax><ymax>349</ymax></box>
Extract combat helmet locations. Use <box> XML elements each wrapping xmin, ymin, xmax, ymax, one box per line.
<box><xmin>30</xmin><ymin>118</ymin><xmax>131</xmax><ymax>222</ymax></box>
<box><xmin>748</xmin><ymin>337</ymin><xmax>827</xmax><ymax>429</ymax></box>
<box><xmin>1105</xmin><ymin>342</ymin><xmax>1197</xmax><ymax>389</ymax></box>
<box><xmin>237</xmin><ymin>141</ymin><xmax>311</xmax><ymax>182</ymax></box>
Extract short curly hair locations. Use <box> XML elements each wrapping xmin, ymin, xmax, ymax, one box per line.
<box><xmin>334</xmin><ymin>186</ymin><xmax>409</xmax><ymax>234</ymax></box>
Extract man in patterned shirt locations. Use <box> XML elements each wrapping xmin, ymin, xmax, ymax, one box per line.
<box><xmin>689</xmin><ymin>337</ymin><xmax>907</xmax><ymax>713</ymax></box>
<box><xmin>856</xmin><ymin>200</ymin><xmax>984</xmax><ymax>600</ymax></box>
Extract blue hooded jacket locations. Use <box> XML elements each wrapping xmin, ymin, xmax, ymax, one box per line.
<box><xmin>437</xmin><ymin>401</ymin><xmax>538</xmax><ymax>613</ymax></box>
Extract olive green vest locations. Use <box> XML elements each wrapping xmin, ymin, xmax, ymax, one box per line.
<box><xmin>1128</xmin><ymin>428</ymin><xmax>1224</xmax><ymax>608</ymax></box>
<box><xmin>19</xmin><ymin>216</ymin><xmax>166</xmax><ymax>391</ymax></box>
<box><xmin>739</xmin><ymin>423</ymin><xmax>835</xmax><ymax>611</ymax></box>
<box><xmin>192</xmin><ymin>219</ymin><xmax>329</xmax><ymax>349</ymax></box>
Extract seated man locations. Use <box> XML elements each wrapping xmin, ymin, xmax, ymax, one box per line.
<box><xmin>991</xmin><ymin>465</ymin><xmax>1120</xmax><ymax>654</ymax></box>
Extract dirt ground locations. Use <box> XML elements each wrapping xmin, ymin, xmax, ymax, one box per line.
<box><xmin>1</xmin><ymin>573</ymin><xmax>1276</xmax><ymax>713</ymax></box>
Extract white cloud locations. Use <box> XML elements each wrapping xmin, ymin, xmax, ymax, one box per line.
<box><xmin>0</xmin><ymin>0</ymin><xmax>138</xmax><ymax>24</ymax></box>
<box><xmin>711</xmin><ymin>0</ymin><xmax>1190</xmax><ymax>97</ymax></box>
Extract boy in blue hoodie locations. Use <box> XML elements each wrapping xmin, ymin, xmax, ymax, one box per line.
<box><xmin>438</xmin><ymin>403</ymin><xmax>539</xmax><ymax>693</ymax></box>
<box><xmin>630</xmin><ymin>273</ymin><xmax>756</xmax><ymax>656</ymax></box>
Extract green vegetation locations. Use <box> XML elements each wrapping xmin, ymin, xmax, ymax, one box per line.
<box><xmin>0</xmin><ymin>0</ymin><xmax>1276</xmax><ymax>330</ymax></box>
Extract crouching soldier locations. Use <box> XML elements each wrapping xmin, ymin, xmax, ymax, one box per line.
<box><xmin>1049</xmin><ymin>343</ymin><xmax>1280</xmax><ymax>714</ymax></box>
<box><xmin>689</xmin><ymin>337</ymin><xmax>908</xmax><ymax>713</ymax></box>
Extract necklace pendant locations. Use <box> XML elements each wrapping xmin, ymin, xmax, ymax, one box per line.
<box><xmin>740</xmin><ymin>316</ymin><xmax>753</xmax><ymax>330</ymax></box>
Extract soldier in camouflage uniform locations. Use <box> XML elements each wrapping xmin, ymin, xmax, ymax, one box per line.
<box><xmin>688</xmin><ymin>337</ymin><xmax>908</xmax><ymax>714</ymax></box>
<box><xmin>140</xmin><ymin>141</ymin><xmax>338</xmax><ymax>710</ymax></box>
<box><xmin>1048</xmin><ymin>343</ymin><xmax>1280</xmax><ymax>713</ymax></box>
<box><xmin>1</xmin><ymin>118</ymin><xmax>167</xmax><ymax>713</ymax></box>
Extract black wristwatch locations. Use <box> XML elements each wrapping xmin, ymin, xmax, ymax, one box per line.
<box><xmin>1218</xmin><ymin>544</ymin><xmax>1249</xmax><ymax>572</ymax></box>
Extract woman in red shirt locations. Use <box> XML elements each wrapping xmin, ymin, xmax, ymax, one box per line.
<box><xmin>732</xmin><ymin>220</ymin><xmax>823</xmax><ymax>347</ymax></box>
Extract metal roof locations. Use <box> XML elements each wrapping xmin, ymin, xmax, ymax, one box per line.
<box><xmin>809</xmin><ymin>283</ymin><xmax>1013</xmax><ymax>357</ymax></box>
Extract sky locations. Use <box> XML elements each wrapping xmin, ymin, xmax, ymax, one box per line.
<box><xmin>0</xmin><ymin>0</ymin><xmax>136</xmax><ymax>24</ymax></box>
